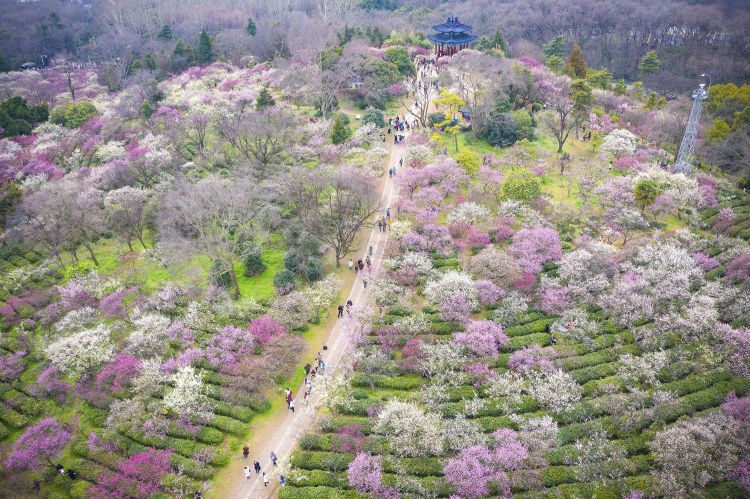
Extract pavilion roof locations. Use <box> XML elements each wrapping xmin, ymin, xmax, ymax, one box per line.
<box><xmin>427</xmin><ymin>32</ymin><xmax>479</xmax><ymax>45</ymax></box>
<box><xmin>432</xmin><ymin>17</ymin><xmax>473</xmax><ymax>34</ymax></box>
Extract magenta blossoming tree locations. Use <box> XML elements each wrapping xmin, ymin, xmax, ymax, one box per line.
<box><xmin>249</xmin><ymin>315</ymin><xmax>288</xmax><ymax>346</ymax></box>
<box><xmin>89</xmin><ymin>448</ymin><xmax>173</xmax><ymax>498</ymax></box>
<box><xmin>453</xmin><ymin>320</ymin><xmax>509</xmax><ymax>359</ymax></box>
<box><xmin>508</xmin><ymin>345</ymin><xmax>556</xmax><ymax>373</ymax></box>
<box><xmin>95</xmin><ymin>353</ymin><xmax>141</xmax><ymax>394</ymax></box>
<box><xmin>443</xmin><ymin>429</ymin><xmax>528</xmax><ymax>498</ymax></box>
<box><xmin>440</xmin><ymin>292</ymin><xmax>473</xmax><ymax>324</ymax></box>
<box><xmin>508</xmin><ymin>226</ymin><xmax>563</xmax><ymax>275</ymax></box>
<box><xmin>347</xmin><ymin>452</ymin><xmax>383</xmax><ymax>494</ymax></box>
<box><xmin>205</xmin><ymin>325</ymin><xmax>255</xmax><ymax>373</ymax></box>
<box><xmin>6</xmin><ymin>418</ymin><xmax>72</xmax><ymax>470</ymax></box>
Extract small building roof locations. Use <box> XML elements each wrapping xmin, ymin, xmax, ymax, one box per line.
<box><xmin>427</xmin><ymin>32</ymin><xmax>479</xmax><ymax>46</ymax></box>
<box><xmin>432</xmin><ymin>17</ymin><xmax>473</xmax><ymax>34</ymax></box>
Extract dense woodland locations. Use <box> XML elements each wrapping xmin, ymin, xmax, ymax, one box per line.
<box><xmin>0</xmin><ymin>0</ymin><xmax>749</xmax><ymax>498</ymax></box>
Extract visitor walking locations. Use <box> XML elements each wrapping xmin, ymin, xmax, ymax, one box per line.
<box><xmin>337</xmin><ymin>304</ymin><xmax>344</xmax><ymax>317</ymax></box>
<box><xmin>289</xmin><ymin>399</ymin><xmax>295</xmax><ymax>413</ymax></box>
<box><xmin>348</xmin><ymin>259</ymin><xmax>353</xmax><ymax>271</ymax></box>
<box><xmin>263</xmin><ymin>472</ymin><xmax>269</xmax><ymax>487</ymax></box>
<box><xmin>280</xmin><ymin>475</ymin><xmax>286</xmax><ymax>487</ymax></box>
<box><xmin>254</xmin><ymin>461</ymin><xmax>261</xmax><ymax>474</ymax></box>
<box><xmin>242</xmin><ymin>446</ymin><xmax>249</xmax><ymax>459</ymax></box>
<box><xmin>270</xmin><ymin>451</ymin><xmax>278</xmax><ymax>467</ymax></box>
<box><xmin>243</xmin><ymin>466</ymin><xmax>251</xmax><ymax>480</ymax></box>
<box><xmin>363</xmin><ymin>277</ymin><xmax>368</xmax><ymax>289</ymax></box>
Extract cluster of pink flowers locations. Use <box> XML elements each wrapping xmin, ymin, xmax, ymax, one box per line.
<box><xmin>453</xmin><ymin>320</ymin><xmax>508</xmax><ymax>359</ymax></box>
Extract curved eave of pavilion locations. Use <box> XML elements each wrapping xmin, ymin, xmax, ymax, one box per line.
<box><xmin>427</xmin><ymin>33</ymin><xmax>479</xmax><ymax>45</ymax></box>
<box><xmin>431</xmin><ymin>23</ymin><xmax>473</xmax><ymax>34</ymax></box>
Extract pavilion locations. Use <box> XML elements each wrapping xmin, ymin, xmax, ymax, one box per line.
<box><xmin>427</xmin><ymin>17</ymin><xmax>478</xmax><ymax>57</ymax></box>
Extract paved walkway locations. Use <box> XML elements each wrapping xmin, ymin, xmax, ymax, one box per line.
<box><xmin>229</xmin><ymin>132</ymin><xmax>405</xmax><ymax>499</ymax></box>
<box><xmin>228</xmin><ymin>63</ymin><xmax>436</xmax><ymax>498</ymax></box>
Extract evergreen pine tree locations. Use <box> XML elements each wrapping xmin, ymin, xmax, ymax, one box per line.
<box><xmin>639</xmin><ymin>50</ymin><xmax>660</xmax><ymax>75</ymax></box>
<box><xmin>571</xmin><ymin>79</ymin><xmax>594</xmax><ymax>138</ymax></box>
<box><xmin>542</xmin><ymin>35</ymin><xmax>566</xmax><ymax>58</ymax></box>
<box><xmin>331</xmin><ymin>114</ymin><xmax>352</xmax><ymax>144</ymax></box>
<box><xmin>196</xmin><ymin>30</ymin><xmax>213</xmax><ymax>65</ymax></box>
<box><xmin>567</xmin><ymin>43</ymin><xmax>587</xmax><ymax>78</ymax></box>
<box><xmin>157</xmin><ymin>25</ymin><xmax>173</xmax><ymax>41</ymax></box>
<box><xmin>144</xmin><ymin>53</ymin><xmax>158</xmax><ymax>71</ymax></box>
<box><xmin>256</xmin><ymin>86</ymin><xmax>275</xmax><ymax>110</ymax></box>
<box><xmin>246</xmin><ymin>17</ymin><xmax>257</xmax><ymax>36</ymax></box>
<box><xmin>492</xmin><ymin>31</ymin><xmax>508</xmax><ymax>56</ymax></box>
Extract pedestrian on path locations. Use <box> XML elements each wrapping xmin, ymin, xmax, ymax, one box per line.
<box><xmin>270</xmin><ymin>451</ymin><xmax>278</xmax><ymax>467</ymax></box>
<box><xmin>337</xmin><ymin>304</ymin><xmax>344</xmax><ymax>317</ymax></box>
<box><xmin>280</xmin><ymin>475</ymin><xmax>286</xmax><ymax>487</ymax></box>
<box><xmin>304</xmin><ymin>363</ymin><xmax>311</xmax><ymax>375</ymax></box>
<box><xmin>348</xmin><ymin>259</ymin><xmax>353</xmax><ymax>271</ymax></box>
<box><xmin>363</xmin><ymin>277</ymin><xmax>368</xmax><ymax>289</ymax></box>
<box><xmin>244</xmin><ymin>466</ymin><xmax>251</xmax><ymax>480</ymax></box>
<box><xmin>263</xmin><ymin>472</ymin><xmax>269</xmax><ymax>487</ymax></box>
<box><xmin>289</xmin><ymin>399</ymin><xmax>295</xmax><ymax>413</ymax></box>
<box><xmin>242</xmin><ymin>446</ymin><xmax>249</xmax><ymax>459</ymax></box>
<box><xmin>254</xmin><ymin>461</ymin><xmax>261</xmax><ymax>474</ymax></box>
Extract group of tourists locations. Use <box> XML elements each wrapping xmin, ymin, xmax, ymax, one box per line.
<box><xmin>241</xmin><ymin>450</ymin><xmax>285</xmax><ymax>488</ymax></box>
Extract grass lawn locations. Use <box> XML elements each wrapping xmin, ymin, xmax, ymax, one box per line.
<box><xmin>235</xmin><ymin>246</ymin><xmax>284</xmax><ymax>301</ymax></box>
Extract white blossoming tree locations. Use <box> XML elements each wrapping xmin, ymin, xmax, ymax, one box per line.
<box><xmin>373</xmin><ymin>400</ymin><xmax>445</xmax><ymax>457</ymax></box>
<box><xmin>528</xmin><ymin>369</ymin><xmax>583</xmax><ymax>413</ymax></box>
<box><xmin>163</xmin><ymin>366</ymin><xmax>215</xmax><ymax>421</ymax></box>
<box><xmin>424</xmin><ymin>270</ymin><xmax>479</xmax><ymax>308</ymax></box>
<box><xmin>45</xmin><ymin>324</ymin><xmax>114</xmax><ymax>378</ymax></box>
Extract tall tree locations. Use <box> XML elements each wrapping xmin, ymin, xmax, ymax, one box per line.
<box><xmin>14</xmin><ymin>179</ymin><xmax>104</xmax><ymax>265</ymax></box>
<box><xmin>246</xmin><ymin>18</ymin><xmax>257</xmax><ymax>36</ymax></box>
<box><xmin>289</xmin><ymin>167</ymin><xmax>380</xmax><ymax>267</ymax></box>
<box><xmin>639</xmin><ymin>50</ymin><xmax>660</xmax><ymax>75</ymax></box>
<box><xmin>157</xmin><ymin>25</ymin><xmax>173</xmax><ymax>41</ymax></box>
<box><xmin>196</xmin><ymin>30</ymin><xmax>213</xmax><ymax>65</ymax></box>
<box><xmin>567</xmin><ymin>43</ymin><xmax>587</xmax><ymax>78</ymax></box>
<box><xmin>256</xmin><ymin>86</ymin><xmax>275</xmax><ymax>110</ymax></box>
<box><xmin>433</xmin><ymin>90</ymin><xmax>466</xmax><ymax>152</ymax></box>
<box><xmin>331</xmin><ymin>113</ymin><xmax>352</xmax><ymax>144</ymax></box>
<box><xmin>159</xmin><ymin>176</ymin><xmax>258</xmax><ymax>299</ymax></box>
<box><xmin>215</xmin><ymin>107</ymin><xmax>296</xmax><ymax>177</ymax></box>
<box><xmin>571</xmin><ymin>79</ymin><xmax>593</xmax><ymax>138</ymax></box>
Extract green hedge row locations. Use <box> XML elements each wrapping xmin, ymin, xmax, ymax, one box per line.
<box><xmin>0</xmin><ymin>405</ymin><xmax>28</xmax><ymax>429</ymax></box>
<box><xmin>350</xmin><ymin>373</ymin><xmax>423</xmax><ymax>390</ymax></box>
<box><xmin>279</xmin><ymin>486</ymin><xmax>364</xmax><ymax>498</ymax></box>
<box><xmin>507</xmin><ymin>332</ymin><xmax>551</xmax><ymax>350</ymax></box>
<box><xmin>560</xmin><ymin>344</ymin><xmax>639</xmax><ymax>371</ymax></box>
<box><xmin>207</xmin><ymin>415</ymin><xmax>247</xmax><ymax>436</ymax></box>
<box><xmin>214</xmin><ymin>401</ymin><xmax>254</xmax><ymax>422</ymax></box>
<box><xmin>504</xmin><ymin>318</ymin><xmax>555</xmax><ymax>337</ymax></box>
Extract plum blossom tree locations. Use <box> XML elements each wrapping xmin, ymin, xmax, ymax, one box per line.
<box><xmin>126</xmin><ymin>313</ymin><xmax>171</xmax><ymax>358</ymax></box>
<box><xmin>468</xmin><ymin>247</ymin><xmax>522</xmax><ymax>287</ymax></box>
<box><xmin>443</xmin><ymin>429</ymin><xmax>528</xmax><ymax>498</ymax></box>
<box><xmin>6</xmin><ymin>418</ymin><xmax>71</xmax><ymax>470</ymax></box>
<box><xmin>248</xmin><ymin>315</ymin><xmax>287</xmax><ymax>346</ymax></box>
<box><xmin>163</xmin><ymin>366</ymin><xmax>214</xmax><ymax>421</ymax></box>
<box><xmin>439</xmin><ymin>292</ymin><xmax>473</xmax><ymax>324</ymax></box>
<box><xmin>45</xmin><ymin>324</ymin><xmax>114</xmax><ymax>378</ymax></box>
<box><xmin>104</xmin><ymin>186</ymin><xmax>149</xmax><ymax>251</ymax></box>
<box><xmin>424</xmin><ymin>271</ymin><xmax>479</xmax><ymax>308</ymax></box>
<box><xmin>374</xmin><ymin>400</ymin><xmax>445</xmax><ymax>457</ymax></box>
<box><xmin>347</xmin><ymin>453</ymin><xmax>383</xmax><ymax>494</ymax></box>
<box><xmin>650</xmin><ymin>413</ymin><xmax>744</xmax><ymax>496</ymax></box>
<box><xmin>508</xmin><ymin>226</ymin><xmax>562</xmax><ymax>275</ymax></box>
<box><xmin>453</xmin><ymin>320</ymin><xmax>509</xmax><ymax>359</ymax></box>
<box><xmin>528</xmin><ymin>369</ymin><xmax>583</xmax><ymax>413</ymax></box>
<box><xmin>205</xmin><ymin>325</ymin><xmax>254</xmax><ymax>373</ymax></box>
<box><xmin>508</xmin><ymin>345</ymin><xmax>556</xmax><ymax>373</ymax></box>
<box><xmin>89</xmin><ymin>448</ymin><xmax>173</xmax><ymax>499</ymax></box>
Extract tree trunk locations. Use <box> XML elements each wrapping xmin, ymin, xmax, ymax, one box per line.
<box><xmin>334</xmin><ymin>248</ymin><xmax>341</xmax><ymax>267</ymax></box>
<box><xmin>127</xmin><ymin>239</ymin><xmax>133</xmax><ymax>252</ymax></box>
<box><xmin>228</xmin><ymin>262</ymin><xmax>241</xmax><ymax>299</ymax></box>
<box><xmin>85</xmin><ymin>244</ymin><xmax>99</xmax><ymax>266</ymax></box>
<box><xmin>71</xmin><ymin>248</ymin><xmax>79</xmax><ymax>262</ymax></box>
<box><xmin>137</xmin><ymin>233</ymin><xmax>148</xmax><ymax>249</ymax></box>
